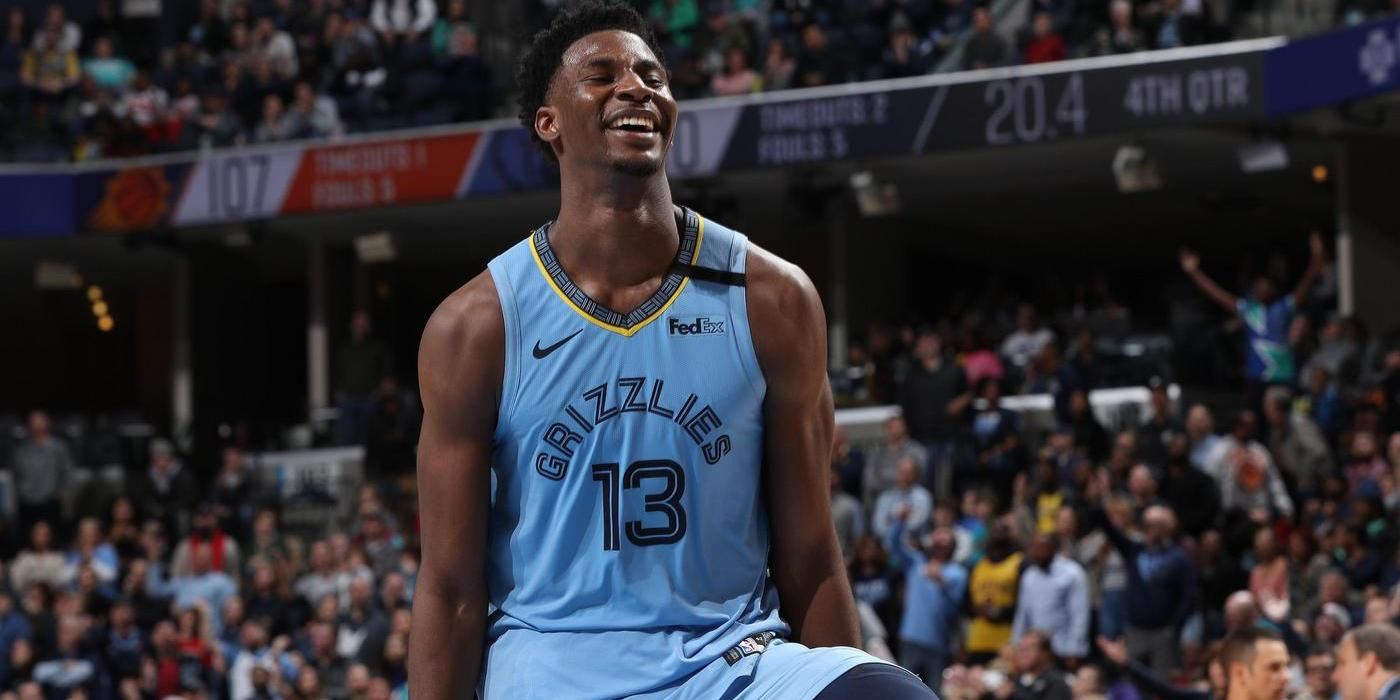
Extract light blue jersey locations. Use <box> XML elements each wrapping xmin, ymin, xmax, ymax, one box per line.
<box><xmin>482</xmin><ymin>207</ymin><xmax>877</xmax><ymax>699</ymax></box>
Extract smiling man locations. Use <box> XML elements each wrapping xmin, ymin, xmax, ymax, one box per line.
<box><xmin>406</xmin><ymin>3</ymin><xmax>928</xmax><ymax>699</ymax></box>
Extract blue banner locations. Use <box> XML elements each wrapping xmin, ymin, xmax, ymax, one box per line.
<box><xmin>1266</xmin><ymin>15</ymin><xmax>1400</xmax><ymax>116</ymax></box>
<box><xmin>0</xmin><ymin>174</ymin><xmax>74</xmax><ymax>238</ymax></box>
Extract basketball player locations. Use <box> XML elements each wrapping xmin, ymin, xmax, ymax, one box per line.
<box><xmin>1220</xmin><ymin>628</ymin><xmax>1291</xmax><ymax>700</ymax></box>
<box><xmin>407</xmin><ymin>3</ymin><xmax>932</xmax><ymax>699</ymax></box>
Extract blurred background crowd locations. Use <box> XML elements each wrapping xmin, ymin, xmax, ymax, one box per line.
<box><xmin>3</xmin><ymin>0</ymin><xmax>1396</xmax><ymax>163</ymax></box>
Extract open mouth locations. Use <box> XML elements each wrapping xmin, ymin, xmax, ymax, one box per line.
<box><xmin>605</xmin><ymin>114</ymin><xmax>661</xmax><ymax>134</ymax></box>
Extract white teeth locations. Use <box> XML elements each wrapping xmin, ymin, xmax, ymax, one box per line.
<box><xmin>610</xmin><ymin>115</ymin><xmax>656</xmax><ymax>131</ymax></box>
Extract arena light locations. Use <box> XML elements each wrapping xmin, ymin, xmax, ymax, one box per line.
<box><xmin>97</xmin><ymin>315</ymin><xmax>114</xmax><ymax>332</ymax></box>
<box><xmin>1237</xmin><ymin>140</ymin><xmax>1289</xmax><ymax>173</ymax></box>
<box><xmin>1312</xmin><ymin>164</ymin><xmax>1329</xmax><ymax>183</ymax></box>
<box><xmin>92</xmin><ymin>301</ymin><xmax>109</xmax><ymax>317</ymax></box>
<box><xmin>87</xmin><ymin>285</ymin><xmax>103</xmax><ymax>302</ymax></box>
<box><xmin>34</xmin><ymin>261</ymin><xmax>83</xmax><ymax>290</ymax></box>
<box><xmin>1112</xmin><ymin>145</ymin><xmax>1162</xmax><ymax>193</ymax></box>
<box><xmin>354</xmin><ymin>232</ymin><xmax>398</xmax><ymax>263</ymax></box>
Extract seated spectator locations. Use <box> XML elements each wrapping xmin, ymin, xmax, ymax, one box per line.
<box><xmin>963</xmin><ymin>378</ymin><xmax>1023</xmax><ymax>498</ymax></box>
<box><xmin>254</xmin><ymin>93</ymin><xmax>298</xmax><ymax>143</ymax></box>
<box><xmin>253</xmin><ymin>16</ymin><xmax>298</xmax><ymax>81</ymax></box>
<box><xmin>1143</xmin><ymin>0</ymin><xmax>1205</xmax><ymax>49</ymax></box>
<box><xmin>245</xmin><ymin>559</ymin><xmax>298</xmax><ymax>638</ymax></box>
<box><xmin>194</xmin><ymin>90</ymin><xmax>245</xmax><ymax>149</ymax></box>
<box><xmin>187</xmin><ymin>0</ymin><xmax>230</xmax><ymax>56</ymax></box>
<box><xmin>1002</xmin><ymin>304</ymin><xmax>1056</xmax><ymax>371</ymax></box>
<box><xmin>337</xmin><ymin>577</ymin><xmax>387</xmax><ymax>666</ymax></box>
<box><xmin>64</xmin><ymin>519</ymin><xmax>119</xmax><ymax>586</ymax></box>
<box><xmin>171</xmin><ymin>505</ymin><xmax>242</xmax><ymax>581</ymax></box>
<box><xmin>102</xmin><ymin>598</ymin><xmax>144</xmax><ymax>682</ymax></box>
<box><xmin>82</xmin><ymin>37</ymin><xmax>134</xmax><ymax>94</ymax></box>
<box><xmin>963</xmin><ymin>5</ymin><xmax>1012</xmax><ymax>72</ymax></box>
<box><xmin>22</xmin><ymin>27</ymin><xmax>80</xmax><ymax>108</ymax></box>
<box><xmin>1207</xmin><ymin>411</ymin><xmax>1294</xmax><ymax>520</ymax></box>
<box><xmin>294</xmin><ymin>542</ymin><xmax>340</xmax><ymax>609</ymax></box>
<box><xmin>11</xmin><ymin>524</ymin><xmax>65</xmax><ymax>594</ymax></box>
<box><xmin>31</xmin><ymin>616</ymin><xmax>98</xmax><ymax>699</ymax></box>
<box><xmin>1009</xmin><ymin>630</ymin><xmax>1074</xmax><ymax>700</ymax></box>
<box><xmin>880</xmin><ymin>20</ymin><xmax>930</xmax><ymax>79</ymax></box>
<box><xmin>711</xmin><ymin>46</ymin><xmax>760</xmax><ymax>96</ymax></box>
<box><xmin>1090</xmin><ymin>1</ymin><xmax>1146</xmax><ymax>56</ymax></box>
<box><xmin>117</xmin><ymin>70</ymin><xmax>169</xmax><ymax>136</ymax></box>
<box><xmin>1136</xmin><ymin>380</ymin><xmax>1181</xmax><ymax>470</ymax></box>
<box><xmin>430</xmin><ymin>0</ymin><xmax>471</xmax><ymax>58</ymax></box>
<box><xmin>1022</xmin><ymin>12</ymin><xmax>1067</xmax><ymax>63</ymax></box>
<box><xmin>439</xmin><ymin>21</ymin><xmax>491</xmax><ymax>122</ymax></box>
<box><xmin>1249</xmin><ymin>526</ymin><xmax>1290</xmax><ymax>620</ymax></box>
<box><xmin>31</xmin><ymin>4</ymin><xmax>81</xmax><ymax>54</ymax></box>
<box><xmin>794</xmin><ymin>24</ymin><xmax>846</xmax><ymax>88</ymax></box>
<box><xmin>761</xmin><ymin>39</ymin><xmax>795</xmax><ymax>92</ymax></box>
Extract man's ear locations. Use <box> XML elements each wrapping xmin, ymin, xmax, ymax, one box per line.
<box><xmin>535</xmin><ymin>106</ymin><xmax>560</xmax><ymax>150</ymax></box>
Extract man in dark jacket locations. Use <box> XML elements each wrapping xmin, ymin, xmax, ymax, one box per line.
<box><xmin>899</xmin><ymin>332</ymin><xmax>971</xmax><ymax>499</ymax></box>
<box><xmin>127</xmin><ymin>439</ymin><xmax>200</xmax><ymax>540</ymax></box>
<box><xmin>1098</xmin><ymin>503</ymin><xmax>1197</xmax><ymax>676</ymax></box>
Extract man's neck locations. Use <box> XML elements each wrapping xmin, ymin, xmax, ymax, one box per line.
<box><xmin>551</xmin><ymin>167</ymin><xmax>677</xmax><ymax>292</ymax></box>
<box><xmin>1376</xmin><ymin>672</ymin><xmax>1400</xmax><ymax>699</ymax></box>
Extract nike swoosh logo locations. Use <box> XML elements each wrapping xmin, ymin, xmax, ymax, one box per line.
<box><xmin>532</xmin><ymin>329</ymin><xmax>583</xmax><ymax>359</ymax></box>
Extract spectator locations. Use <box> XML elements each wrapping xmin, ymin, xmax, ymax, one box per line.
<box><xmin>880</xmin><ymin>20</ymin><xmax>930</xmax><ymax>78</ymax></box>
<box><xmin>129</xmin><ymin>439</ymin><xmax>199</xmax><ymax>541</ymax></box>
<box><xmin>1143</xmin><ymin>0</ymin><xmax>1207</xmax><ymax>49</ymax></box>
<box><xmin>1160</xmin><ymin>436</ymin><xmax>1221</xmax><ymax>537</ymax></box>
<box><xmin>1002</xmin><ymin>304</ymin><xmax>1056</xmax><ymax>371</ymax></box>
<box><xmin>794</xmin><ymin>24</ymin><xmax>846</xmax><ymax>88</ymax></box>
<box><xmin>1</xmin><ymin>9</ymin><xmax>26</xmax><ymax>103</ymax></box>
<box><xmin>1186</xmin><ymin>403</ymin><xmax>1223</xmax><ymax>472</ymax></box>
<box><xmin>31</xmin><ymin>5</ymin><xmax>80</xmax><ymax>54</ymax></box>
<box><xmin>862</xmin><ymin>416</ymin><xmax>930</xmax><ymax>507</ymax></box>
<box><xmin>1304</xmin><ymin>366</ymin><xmax>1344</xmax><ymax>443</ymax></box>
<box><xmin>429</xmin><ymin>0</ymin><xmax>470</xmax><ymax>58</ymax></box>
<box><xmin>848</xmin><ymin>535</ymin><xmax>901</xmax><ymax>646</ymax></box>
<box><xmin>649</xmin><ymin>0</ymin><xmax>700</xmax><ymax>51</ymax></box>
<box><xmin>1180</xmin><ymin>234</ymin><xmax>1324</xmax><ymax>409</ymax></box>
<box><xmin>254</xmin><ymin>93</ymin><xmax>298</xmax><ymax>143</ymax></box>
<box><xmin>1300</xmin><ymin>647</ymin><xmax>1337</xmax><ymax>700</ymax></box>
<box><xmin>964</xmin><ymin>529</ymin><xmax>1023</xmax><ymax>664</ymax></box>
<box><xmin>1207</xmin><ymin>411</ymin><xmax>1295</xmax><ymax>520</ymax></box>
<box><xmin>194</xmin><ymin>90</ymin><xmax>245</xmax><ymax>148</ymax></box>
<box><xmin>10</xmin><ymin>411</ymin><xmax>74</xmax><ymax>537</ymax></box>
<box><xmin>171</xmin><ymin>505</ymin><xmax>242</xmax><ymax>581</ymax></box>
<box><xmin>873</xmin><ymin>459</ymin><xmax>935</xmax><ymax>542</ymax></box>
<box><xmin>761</xmin><ymin>39</ymin><xmax>796</xmax><ymax>92</ymax></box>
<box><xmin>294</xmin><ymin>542</ymin><xmax>340</xmax><ymax>609</ymax></box>
<box><xmin>1249</xmin><ymin>527</ymin><xmax>1290</xmax><ymax>620</ymax></box>
<box><xmin>336</xmin><ymin>577</ymin><xmax>387</xmax><ymax>666</ymax></box>
<box><xmin>102</xmin><ymin>598</ymin><xmax>144</xmax><ymax>682</ymax></box>
<box><xmin>64</xmin><ymin>519</ymin><xmax>118</xmax><ymax>586</ymax></box>
<box><xmin>1262</xmin><ymin>386</ymin><xmax>1333</xmax><ymax>496</ymax></box>
<box><xmin>245</xmin><ymin>559</ymin><xmax>297</xmax><ymax>638</ymax></box>
<box><xmin>82</xmin><ymin>37</ymin><xmax>134</xmax><ymax>94</ymax></box>
<box><xmin>1091</xmin><ymin>0</ymin><xmax>1147</xmax><ymax>54</ymax></box>
<box><xmin>210</xmin><ymin>447</ymin><xmax>259</xmax><ymax>542</ymax></box>
<box><xmin>11</xmin><ymin>523</ymin><xmax>65</xmax><ymax>594</ymax></box>
<box><xmin>1022</xmin><ymin>12</ymin><xmax>1067</xmax><ymax>63</ymax></box>
<box><xmin>187</xmin><ymin>0</ymin><xmax>230</xmax><ymax>56</ymax></box>
<box><xmin>963</xmin><ymin>378</ymin><xmax>1023</xmax><ymax>499</ymax></box>
<box><xmin>364</xmin><ymin>377</ymin><xmax>418</xmax><ymax>481</ymax></box>
<box><xmin>253</xmin><ymin>17</ymin><xmax>298</xmax><ymax>81</ymax></box>
<box><xmin>117</xmin><ymin>71</ymin><xmax>168</xmax><ymax>131</ymax></box>
<box><xmin>153</xmin><ymin>544</ymin><xmax>237</xmax><ymax>630</ymax></box>
<box><xmin>900</xmin><ymin>332</ymin><xmax>972</xmax><ymax>499</ymax></box>
<box><xmin>31</xmin><ymin>616</ymin><xmax>98</xmax><ymax>699</ymax></box>
<box><xmin>335</xmin><ymin>311</ymin><xmax>393</xmax><ymax>447</ymax></box>
<box><xmin>1137</xmin><ymin>381</ymin><xmax>1181</xmax><ymax>471</ymax></box>
<box><xmin>887</xmin><ymin>521</ymin><xmax>967</xmax><ymax>690</ymax></box>
<box><xmin>710</xmin><ymin>45</ymin><xmax>760</xmax><ymax>96</ymax></box>
<box><xmin>1007</xmin><ymin>631</ymin><xmax>1074</xmax><ymax>700</ymax></box>
<box><xmin>830</xmin><ymin>470</ymin><xmax>865</xmax><ymax>563</ymax></box>
<box><xmin>1098</xmin><ymin>504</ymin><xmax>1196</xmax><ymax>676</ymax></box>
<box><xmin>305</xmin><ymin>622</ymin><xmax>347</xmax><ymax>700</ymax></box>
<box><xmin>1014</xmin><ymin>533</ymin><xmax>1090</xmax><ymax>662</ymax></box>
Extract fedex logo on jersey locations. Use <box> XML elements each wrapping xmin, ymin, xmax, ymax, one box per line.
<box><xmin>668</xmin><ymin>316</ymin><xmax>726</xmax><ymax>336</ymax></box>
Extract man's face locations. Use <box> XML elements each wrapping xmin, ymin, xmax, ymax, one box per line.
<box><xmin>886</xmin><ymin>417</ymin><xmax>907</xmax><ymax>444</ymax></box>
<box><xmin>1305</xmin><ymin>653</ymin><xmax>1336</xmax><ymax>697</ymax></box>
<box><xmin>1029</xmin><ymin>536</ymin><xmax>1054</xmax><ymax>569</ymax></box>
<box><xmin>541</xmin><ymin>30</ymin><xmax>676</xmax><ymax>178</ymax></box>
<box><xmin>1332</xmin><ymin>637</ymin><xmax>1372</xmax><ymax>700</ymax></box>
<box><xmin>1234</xmin><ymin>640</ymin><xmax>1291</xmax><ymax>700</ymax></box>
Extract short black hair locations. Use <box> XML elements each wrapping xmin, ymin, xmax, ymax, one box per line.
<box><xmin>1220</xmin><ymin>627</ymin><xmax>1285</xmax><ymax>675</ymax></box>
<box><xmin>515</xmin><ymin>1</ymin><xmax>664</xmax><ymax>161</ymax></box>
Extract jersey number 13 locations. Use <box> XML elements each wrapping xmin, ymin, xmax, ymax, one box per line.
<box><xmin>591</xmin><ymin>459</ymin><xmax>688</xmax><ymax>550</ymax></box>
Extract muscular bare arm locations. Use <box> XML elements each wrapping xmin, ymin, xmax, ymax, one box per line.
<box><xmin>747</xmin><ymin>246</ymin><xmax>860</xmax><ymax>648</ymax></box>
<box><xmin>408</xmin><ymin>273</ymin><xmax>504</xmax><ymax>700</ymax></box>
